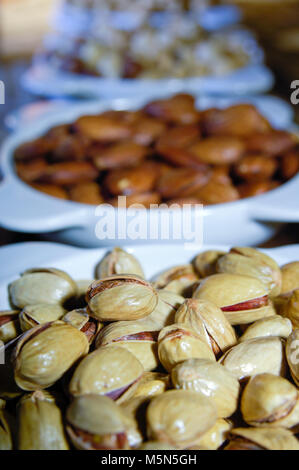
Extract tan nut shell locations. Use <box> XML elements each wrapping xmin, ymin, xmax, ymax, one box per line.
<box><xmin>147</xmin><ymin>389</ymin><xmax>217</xmax><ymax>449</ymax></box>
<box><xmin>0</xmin><ymin>310</ymin><xmax>20</xmax><ymax>343</ymax></box>
<box><xmin>0</xmin><ymin>400</ymin><xmax>12</xmax><ymax>450</ymax></box>
<box><xmin>146</xmin><ymin>290</ymin><xmax>185</xmax><ymax>328</ymax></box>
<box><xmin>63</xmin><ymin>309</ymin><xmax>90</xmax><ymax>330</ymax></box>
<box><xmin>171</xmin><ymin>358</ymin><xmax>240</xmax><ymax>418</ymax></box>
<box><xmin>95</xmin><ymin>320</ymin><xmax>159</xmax><ymax>371</ymax></box>
<box><xmin>193</xmin><ymin>250</ymin><xmax>226</xmax><ymax>277</ymax></box>
<box><xmin>227</xmin><ymin>427</ymin><xmax>299</xmax><ymax>450</ymax></box>
<box><xmin>239</xmin><ymin>316</ymin><xmax>292</xmax><ymax>342</ymax></box>
<box><xmin>69</xmin><ymin>346</ymin><xmax>144</xmax><ymax>402</ymax></box>
<box><xmin>9</xmin><ymin>268</ymin><xmax>77</xmax><ymax>308</ymax></box>
<box><xmin>67</xmin><ymin>394</ymin><xmax>131</xmax><ymax>450</ymax></box>
<box><xmin>96</xmin><ymin>247</ymin><xmax>144</xmax><ymax>278</ymax></box>
<box><xmin>196</xmin><ymin>419</ymin><xmax>232</xmax><ymax>450</ymax></box>
<box><xmin>286</xmin><ymin>329</ymin><xmax>299</xmax><ymax>387</ymax></box>
<box><xmin>87</xmin><ymin>275</ymin><xmax>158</xmax><ymax>321</ymax></box>
<box><xmin>193</xmin><ymin>273</ymin><xmax>274</xmax><ymax>325</ymax></box>
<box><xmin>154</xmin><ymin>265</ymin><xmax>199</xmax><ymax>295</ymax></box>
<box><xmin>282</xmin><ymin>289</ymin><xmax>299</xmax><ymax>328</ymax></box>
<box><xmin>18</xmin><ymin>390</ymin><xmax>69</xmax><ymax>450</ymax></box>
<box><xmin>19</xmin><ymin>304</ymin><xmax>65</xmax><ymax>331</ymax></box>
<box><xmin>241</xmin><ymin>373</ymin><xmax>299</xmax><ymax>428</ymax></box>
<box><xmin>158</xmin><ymin>323</ymin><xmax>215</xmax><ymax>372</ymax></box>
<box><xmin>175</xmin><ymin>299</ymin><xmax>237</xmax><ymax>354</ymax></box>
<box><xmin>216</xmin><ymin>247</ymin><xmax>282</xmax><ymax>297</ymax></box>
<box><xmin>14</xmin><ymin>321</ymin><xmax>89</xmax><ymax>390</ymax></box>
<box><xmin>219</xmin><ymin>337</ymin><xmax>285</xmax><ymax>380</ymax></box>
<box><xmin>132</xmin><ymin>372</ymin><xmax>169</xmax><ymax>399</ymax></box>
<box><xmin>281</xmin><ymin>262</ymin><xmax>299</xmax><ymax>295</ymax></box>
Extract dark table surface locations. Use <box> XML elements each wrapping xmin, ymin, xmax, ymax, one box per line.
<box><xmin>1</xmin><ymin>59</ymin><xmax>299</xmax><ymax>249</ymax></box>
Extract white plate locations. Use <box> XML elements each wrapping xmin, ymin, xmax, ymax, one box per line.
<box><xmin>0</xmin><ymin>94</ymin><xmax>299</xmax><ymax>248</ymax></box>
<box><xmin>1</xmin><ymin>241</ymin><xmax>299</xmax><ymax>309</ymax></box>
<box><xmin>21</xmin><ymin>63</ymin><xmax>274</xmax><ymax>99</ymax></box>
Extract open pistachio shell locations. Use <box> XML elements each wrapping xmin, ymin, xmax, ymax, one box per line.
<box><xmin>18</xmin><ymin>391</ymin><xmax>69</xmax><ymax>450</ymax></box>
<box><xmin>193</xmin><ymin>250</ymin><xmax>226</xmax><ymax>277</ymax></box>
<box><xmin>158</xmin><ymin>323</ymin><xmax>215</xmax><ymax>372</ymax></box>
<box><xmin>66</xmin><ymin>394</ymin><xmax>131</xmax><ymax>450</ymax></box>
<box><xmin>87</xmin><ymin>275</ymin><xmax>158</xmax><ymax>322</ymax></box>
<box><xmin>239</xmin><ymin>316</ymin><xmax>292</xmax><ymax>342</ymax></box>
<box><xmin>0</xmin><ymin>310</ymin><xmax>20</xmax><ymax>343</ymax></box>
<box><xmin>153</xmin><ymin>264</ymin><xmax>199</xmax><ymax>296</ymax></box>
<box><xmin>175</xmin><ymin>299</ymin><xmax>237</xmax><ymax>355</ymax></box>
<box><xmin>69</xmin><ymin>346</ymin><xmax>144</xmax><ymax>403</ymax></box>
<box><xmin>63</xmin><ymin>309</ymin><xmax>101</xmax><ymax>343</ymax></box>
<box><xmin>145</xmin><ymin>290</ymin><xmax>185</xmax><ymax>328</ymax></box>
<box><xmin>14</xmin><ymin>321</ymin><xmax>89</xmax><ymax>390</ymax></box>
<box><xmin>193</xmin><ymin>273</ymin><xmax>275</xmax><ymax>325</ymax></box>
<box><xmin>241</xmin><ymin>373</ymin><xmax>299</xmax><ymax>429</ymax></box>
<box><xmin>0</xmin><ymin>399</ymin><xmax>13</xmax><ymax>450</ymax></box>
<box><xmin>195</xmin><ymin>418</ymin><xmax>232</xmax><ymax>450</ymax></box>
<box><xmin>147</xmin><ymin>390</ymin><xmax>217</xmax><ymax>449</ymax></box>
<box><xmin>216</xmin><ymin>247</ymin><xmax>282</xmax><ymax>297</ymax></box>
<box><xmin>281</xmin><ymin>262</ymin><xmax>299</xmax><ymax>295</ymax></box>
<box><xmin>95</xmin><ymin>320</ymin><xmax>159</xmax><ymax>371</ymax></box>
<box><xmin>19</xmin><ymin>304</ymin><xmax>65</xmax><ymax>331</ymax></box>
<box><xmin>286</xmin><ymin>329</ymin><xmax>299</xmax><ymax>387</ymax></box>
<box><xmin>96</xmin><ymin>247</ymin><xmax>144</xmax><ymax>278</ymax></box>
<box><xmin>219</xmin><ymin>337</ymin><xmax>286</xmax><ymax>380</ymax></box>
<box><xmin>132</xmin><ymin>372</ymin><xmax>169</xmax><ymax>399</ymax></box>
<box><xmin>171</xmin><ymin>358</ymin><xmax>240</xmax><ymax>418</ymax></box>
<box><xmin>9</xmin><ymin>268</ymin><xmax>77</xmax><ymax>308</ymax></box>
<box><xmin>282</xmin><ymin>289</ymin><xmax>299</xmax><ymax>329</ymax></box>
<box><xmin>225</xmin><ymin>427</ymin><xmax>299</xmax><ymax>450</ymax></box>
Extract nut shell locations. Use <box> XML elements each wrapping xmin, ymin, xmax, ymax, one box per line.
<box><xmin>286</xmin><ymin>329</ymin><xmax>299</xmax><ymax>387</ymax></box>
<box><xmin>147</xmin><ymin>389</ymin><xmax>217</xmax><ymax>449</ymax></box>
<box><xmin>96</xmin><ymin>247</ymin><xmax>144</xmax><ymax>278</ymax></box>
<box><xmin>225</xmin><ymin>427</ymin><xmax>299</xmax><ymax>450</ymax></box>
<box><xmin>0</xmin><ymin>310</ymin><xmax>20</xmax><ymax>343</ymax></box>
<box><xmin>239</xmin><ymin>316</ymin><xmax>292</xmax><ymax>342</ymax></box>
<box><xmin>19</xmin><ymin>304</ymin><xmax>65</xmax><ymax>331</ymax></box>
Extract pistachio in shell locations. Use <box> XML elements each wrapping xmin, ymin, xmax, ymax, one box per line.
<box><xmin>286</xmin><ymin>329</ymin><xmax>299</xmax><ymax>387</ymax></box>
<box><xmin>147</xmin><ymin>389</ymin><xmax>217</xmax><ymax>449</ymax></box>
<box><xmin>241</xmin><ymin>373</ymin><xmax>299</xmax><ymax>429</ymax></box>
<box><xmin>121</xmin><ymin>396</ymin><xmax>149</xmax><ymax>448</ymax></box>
<box><xmin>239</xmin><ymin>316</ymin><xmax>292</xmax><ymax>342</ymax></box>
<box><xmin>132</xmin><ymin>372</ymin><xmax>169</xmax><ymax>399</ymax></box>
<box><xmin>281</xmin><ymin>289</ymin><xmax>299</xmax><ymax>328</ymax></box>
<box><xmin>63</xmin><ymin>308</ymin><xmax>101</xmax><ymax>343</ymax></box>
<box><xmin>86</xmin><ymin>275</ymin><xmax>158</xmax><ymax>322</ymax></box>
<box><xmin>281</xmin><ymin>262</ymin><xmax>299</xmax><ymax>295</ymax></box>
<box><xmin>95</xmin><ymin>320</ymin><xmax>159</xmax><ymax>371</ymax></box>
<box><xmin>224</xmin><ymin>427</ymin><xmax>299</xmax><ymax>450</ymax></box>
<box><xmin>153</xmin><ymin>264</ymin><xmax>199</xmax><ymax>296</ymax></box>
<box><xmin>69</xmin><ymin>346</ymin><xmax>144</xmax><ymax>403</ymax></box>
<box><xmin>193</xmin><ymin>250</ymin><xmax>226</xmax><ymax>277</ymax></box>
<box><xmin>216</xmin><ymin>247</ymin><xmax>282</xmax><ymax>297</ymax></box>
<box><xmin>0</xmin><ymin>399</ymin><xmax>13</xmax><ymax>450</ymax></box>
<box><xmin>66</xmin><ymin>394</ymin><xmax>132</xmax><ymax>450</ymax></box>
<box><xmin>13</xmin><ymin>321</ymin><xmax>89</xmax><ymax>390</ymax></box>
<box><xmin>195</xmin><ymin>418</ymin><xmax>232</xmax><ymax>450</ymax></box>
<box><xmin>172</xmin><ymin>358</ymin><xmax>240</xmax><ymax>418</ymax></box>
<box><xmin>9</xmin><ymin>268</ymin><xmax>77</xmax><ymax>309</ymax></box>
<box><xmin>96</xmin><ymin>247</ymin><xmax>144</xmax><ymax>278</ymax></box>
<box><xmin>145</xmin><ymin>290</ymin><xmax>185</xmax><ymax>328</ymax></box>
<box><xmin>19</xmin><ymin>303</ymin><xmax>66</xmax><ymax>331</ymax></box>
<box><xmin>0</xmin><ymin>310</ymin><xmax>20</xmax><ymax>343</ymax></box>
<box><xmin>18</xmin><ymin>390</ymin><xmax>69</xmax><ymax>450</ymax></box>
<box><xmin>193</xmin><ymin>273</ymin><xmax>275</xmax><ymax>325</ymax></box>
<box><xmin>219</xmin><ymin>337</ymin><xmax>286</xmax><ymax>381</ymax></box>
<box><xmin>158</xmin><ymin>323</ymin><xmax>215</xmax><ymax>372</ymax></box>
<box><xmin>175</xmin><ymin>299</ymin><xmax>237</xmax><ymax>356</ymax></box>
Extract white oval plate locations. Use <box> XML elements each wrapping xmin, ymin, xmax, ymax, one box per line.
<box><xmin>1</xmin><ymin>241</ymin><xmax>299</xmax><ymax>309</ymax></box>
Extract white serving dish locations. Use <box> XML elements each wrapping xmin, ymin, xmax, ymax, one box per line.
<box><xmin>0</xmin><ymin>95</ymin><xmax>298</xmax><ymax>248</ymax></box>
<box><xmin>1</xmin><ymin>241</ymin><xmax>299</xmax><ymax>309</ymax></box>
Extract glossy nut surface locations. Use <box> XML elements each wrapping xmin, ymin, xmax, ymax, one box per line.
<box><xmin>19</xmin><ymin>304</ymin><xmax>66</xmax><ymax>331</ymax></box>
<box><xmin>96</xmin><ymin>247</ymin><xmax>144</xmax><ymax>278</ymax></box>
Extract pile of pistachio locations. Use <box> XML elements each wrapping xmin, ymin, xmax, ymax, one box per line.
<box><xmin>1</xmin><ymin>246</ymin><xmax>299</xmax><ymax>450</ymax></box>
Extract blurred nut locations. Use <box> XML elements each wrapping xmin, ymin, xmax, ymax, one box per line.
<box><xmin>234</xmin><ymin>154</ymin><xmax>277</xmax><ymax>182</ymax></box>
<box><xmin>35</xmin><ymin>161</ymin><xmax>99</xmax><ymax>186</ymax></box>
<box><xmin>104</xmin><ymin>164</ymin><xmax>157</xmax><ymax>196</ymax></box>
<box><xmin>171</xmin><ymin>358</ymin><xmax>240</xmax><ymax>418</ymax></box>
<box><xmin>281</xmin><ymin>262</ymin><xmax>299</xmax><ymax>295</ymax></box>
<box><xmin>195</xmin><ymin>181</ymin><xmax>239</xmax><ymax>204</ymax></box>
<box><xmin>246</xmin><ymin>130</ymin><xmax>295</xmax><ymax>157</ymax></box>
<box><xmin>156</xmin><ymin>168</ymin><xmax>210</xmax><ymax>199</ymax></box>
<box><xmin>281</xmin><ymin>289</ymin><xmax>299</xmax><ymax>328</ymax></box>
<box><xmin>189</xmin><ymin>136</ymin><xmax>244</xmax><ymax>165</ymax></box>
<box><xmin>68</xmin><ymin>182</ymin><xmax>104</xmax><ymax>205</ymax></box>
<box><xmin>74</xmin><ymin>115</ymin><xmax>131</xmax><ymax>142</ymax></box>
<box><xmin>92</xmin><ymin>141</ymin><xmax>147</xmax><ymax>170</ymax></box>
<box><xmin>238</xmin><ymin>180</ymin><xmax>279</xmax><ymax>198</ymax></box>
<box><xmin>280</xmin><ymin>150</ymin><xmax>299</xmax><ymax>180</ymax></box>
<box><xmin>31</xmin><ymin>184</ymin><xmax>69</xmax><ymax>200</ymax></box>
